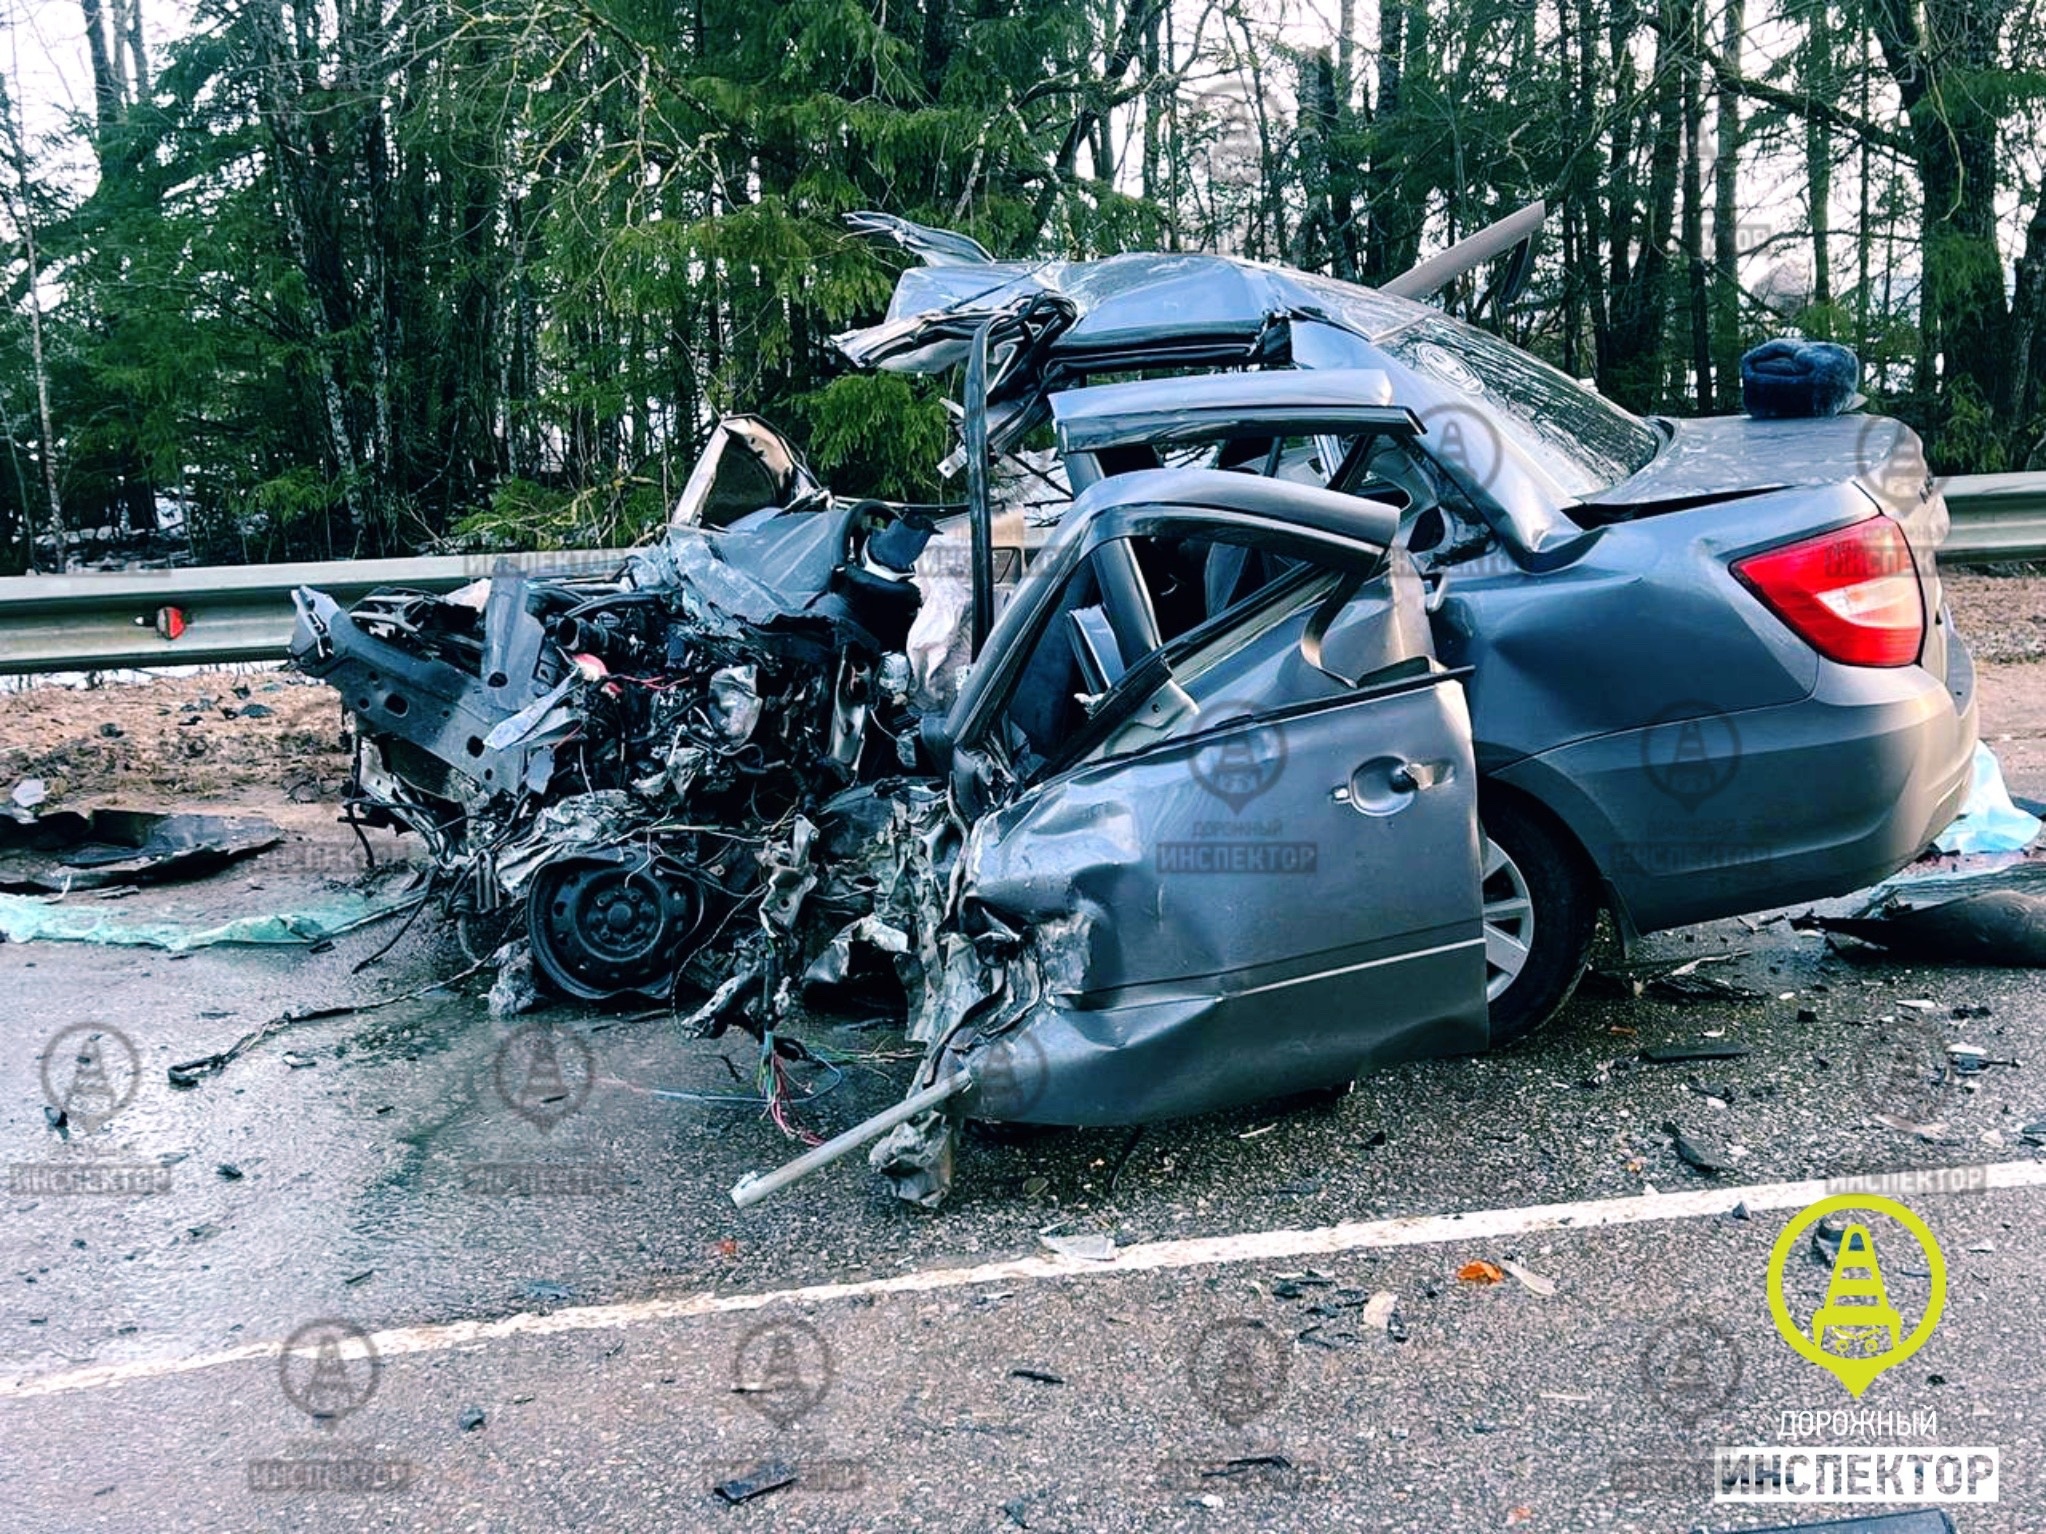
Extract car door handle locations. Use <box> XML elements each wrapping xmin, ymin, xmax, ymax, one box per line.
<box><xmin>1334</xmin><ymin>757</ymin><xmax>1455</xmax><ymax>815</ymax></box>
<box><xmin>1388</xmin><ymin>759</ymin><xmax>1451</xmax><ymax>792</ymax></box>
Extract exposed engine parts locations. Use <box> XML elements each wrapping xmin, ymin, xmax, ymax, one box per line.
<box><xmin>289</xmin><ymin>485</ymin><xmax>953</xmax><ymax>1062</ymax></box>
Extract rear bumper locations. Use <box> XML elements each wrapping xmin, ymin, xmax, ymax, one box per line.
<box><xmin>1493</xmin><ymin>629</ymin><xmax>1978</xmax><ymax>934</ymax></box>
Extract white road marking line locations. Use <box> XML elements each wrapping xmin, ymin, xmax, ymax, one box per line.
<box><xmin>6</xmin><ymin>1158</ymin><xmax>2041</xmax><ymax>1401</ymax></box>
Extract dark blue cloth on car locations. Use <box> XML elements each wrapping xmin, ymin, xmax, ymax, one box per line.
<box><xmin>1740</xmin><ymin>339</ymin><xmax>1860</xmax><ymax>419</ymax></box>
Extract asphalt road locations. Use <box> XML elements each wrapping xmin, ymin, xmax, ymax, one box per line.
<box><xmin>3</xmin><ymin>697</ymin><xmax>2044</xmax><ymax>1533</ymax></box>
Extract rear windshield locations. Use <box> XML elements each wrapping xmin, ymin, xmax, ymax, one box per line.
<box><xmin>1289</xmin><ymin>275</ymin><xmax>1660</xmax><ymax>498</ymax></box>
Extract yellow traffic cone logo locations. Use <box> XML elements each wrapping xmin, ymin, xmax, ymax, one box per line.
<box><xmin>1810</xmin><ymin>1225</ymin><xmax>1904</xmax><ymax>1357</ymax></box>
<box><xmin>1767</xmin><ymin>1195</ymin><xmax>1946</xmax><ymax>1398</ymax></box>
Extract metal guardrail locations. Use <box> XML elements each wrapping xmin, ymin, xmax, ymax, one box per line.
<box><xmin>0</xmin><ymin>549</ymin><xmax>631</xmax><ymax>675</ymax></box>
<box><xmin>0</xmin><ymin>473</ymin><xmax>2039</xmax><ymax>676</ymax></box>
<box><xmin>1940</xmin><ymin>474</ymin><xmax>2046</xmax><ymax>562</ymax></box>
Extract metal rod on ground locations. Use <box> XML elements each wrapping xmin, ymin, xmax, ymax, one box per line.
<box><xmin>729</xmin><ymin>1070</ymin><xmax>974</xmax><ymax>1209</ymax></box>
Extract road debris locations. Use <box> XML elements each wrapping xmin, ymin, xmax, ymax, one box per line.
<box><xmin>1795</xmin><ymin>863</ymin><xmax>2046</xmax><ymax>965</ymax></box>
<box><xmin>1456</xmin><ymin>1260</ymin><xmax>1505</xmax><ymax>1285</ymax></box>
<box><xmin>1499</xmin><ymin>1260</ymin><xmax>1557</xmax><ymax>1296</ymax></box>
<box><xmin>1039</xmin><ymin>1232</ymin><xmax>1117</xmax><ymax>1263</ymax></box>
<box><xmin>712</xmin><ymin>1462</ymin><xmax>796</xmax><ymax>1504</ymax></box>
<box><xmin>1639</xmin><ymin>1040</ymin><xmax>1752</xmax><ymax>1063</ymax></box>
<box><xmin>0</xmin><ymin>808</ymin><xmax>281</xmax><ymax>891</ymax></box>
<box><xmin>0</xmin><ymin>886</ymin><xmax>418</xmax><ymax>952</ymax></box>
<box><xmin>1666</xmin><ymin>1124</ymin><xmax>1741</xmax><ymax>1175</ymax></box>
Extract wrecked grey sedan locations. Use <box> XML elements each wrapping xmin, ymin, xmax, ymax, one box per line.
<box><xmin>289</xmin><ymin>211</ymin><xmax>1977</xmax><ymax>1206</ymax></box>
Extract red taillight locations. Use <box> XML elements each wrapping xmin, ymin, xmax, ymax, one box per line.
<box><xmin>1732</xmin><ymin>517</ymin><xmax>1924</xmax><ymax>668</ymax></box>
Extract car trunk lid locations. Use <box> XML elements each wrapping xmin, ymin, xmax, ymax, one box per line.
<box><xmin>1581</xmin><ymin>412</ymin><xmax>1950</xmax><ymax>676</ymax></box>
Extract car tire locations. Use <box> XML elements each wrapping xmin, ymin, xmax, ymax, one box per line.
<box><xmin>1479</xmin><ymin>791</ymin><xmax>1599</xmax><ymax>1047</ymax></box>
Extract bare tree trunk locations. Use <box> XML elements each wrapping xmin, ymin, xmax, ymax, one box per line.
<box><xmin>1803</xmin><ymin>2</ymin><xmax>1833</xmax><ymax>309</ymax></box>
<box><xmin>2011</xmin><ymin>182</ymin><xmax>2046</xmax><ymax>433</ymax></box>
<box><xmin>1711</xmin><ymin>0</ymin><xmax>1744</xmax><ymax>409</ymax></box>
<box><xmin>1683</xmin><ymin>2</ymin><xmax>1711</xmax><ymax>409</ymax></box>
<box><xmin>119</xmin><ymin>0</ymin><xmax>148</xmax><ymax>98</ymax></box>
<box><xmin>19</xmin><ymin>190</ymin><xmax>63</xmax><ymax>571</ymax></box>
<box><xmin>247</xmin><ymin>0</ymin><xmax>364</xmax><ymax>532</ymax></box>
<box><xmin>0</xmin><ymin>58</ymin><xmax>64</xmax><ymax>570</ymax></box>
<box><xmin>77</xmin><ymin>0</ymin><xmax>123</xmax><ymax>146</ymax></box>
<box><xmin>1870</xmin><ymin>0</ymin><xmax>2015</xmax><ymax>409</ymax></box>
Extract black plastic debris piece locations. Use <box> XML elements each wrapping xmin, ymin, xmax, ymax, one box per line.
<box><xmin>2019</xmin><ymin>1119</ymin><xmax>2046</xmax><ymax>1146</ymax></box>
<box><xmin>216</xmin><ymin>1163</ymin><xmax>243</xmax><ymax>1181</ymax></box>
<box><xmin>1201</xmin><ymin>1455</ymin><xmax>1297</xmax><ymax>1483</ymax></box>
<box><xmin>458</xmin><ymin>1405</ymin><xmax>486</xmax><ymax>1432</ymax></box>
<box><xmin>1269</xmin><ymin>1272</ymin><xmax>1336</xmax><ymax>1300</ymax></box>
<box><xmin>1641</xmin><ymin>1040</ymin><xmax>1751</xmax><ymax>1063</ymax></box>
<box><xmin>1008</xmin><ymin>1367</ymin><xmax>1064</xmax><ymax>1386</ymax></box>
<box><xmin>1811</xmin><ymin>1211</ymin><xmax>1851</xmax><ymax>1266</ymax></box>
<box><xmin>1794</xmin><ymin>866</ymin><xmax>2046</xmax><ymax>966</ymax></box>
<box><xmin>1296</xmin><ymin>1325</ymin><xmax>1359</xmax><ymax>1350</ymax></box>
<box><xmin>43</xmin><ymin>1105</ymin><xmax>67</xmax><ymax>1140</ymax></box>
<box><xmin>0</xmin><ymin>809</ymin><xmax>282</xmax><ymax>892</ymax></box>
<box><xmin>1667</xmin><ymin>1125</ymin><xmax>1737</xmax><ymax>1176</ymax></box>
<box><xmin>1646</xmin><ymin>971</ymin><xmax>1763</xmax><ymax>1003</ymax></box>
<box><xmin>713</xmin><ymin>1462</ymin><xmax>797</xmax><ymax>1504</ymax></box>
<box><xmin>1721</xmin><ymin>1510</ymin><xmax>1955</xmax><ymax>1534</ymax></box>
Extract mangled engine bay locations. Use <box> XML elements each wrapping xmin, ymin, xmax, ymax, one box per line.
<box><xmin>289</xmin><ymin>492</ymin><xmax>964</xmax><ymax>1034</ymax></box>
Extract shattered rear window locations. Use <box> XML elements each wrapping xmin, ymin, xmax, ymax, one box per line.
<box><xmin>1373</xmin><ymin>316</ymin><xmax>1658</xmax><ymax>497</ymax></box>
<box><xmin>1283</xmin><ymin>273</ymin><xmax>1660</xmax><ymax>499</ymax></box>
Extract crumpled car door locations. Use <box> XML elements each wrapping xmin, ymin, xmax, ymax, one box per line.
<box><xmin>955</xmin><ymin>516</ymin><xmax>1488</xmax><ymax>1127</ymax></box>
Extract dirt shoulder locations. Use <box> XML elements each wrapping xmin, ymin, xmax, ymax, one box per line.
<box><xmin>0</xmin><ymin>669</ymin><xmax>352</xmax><ymax>809</ymax></box>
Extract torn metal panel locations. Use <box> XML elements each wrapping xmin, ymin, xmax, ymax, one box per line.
<box><xmin>0</xmin><ymin>809</ymin><xmax>282</xmax><ymax>891</ymax></box>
